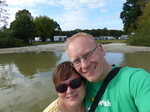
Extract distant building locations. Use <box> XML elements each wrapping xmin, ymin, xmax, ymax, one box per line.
<box><xmin>99</xmin><ymin>36</ymin><xmax>108</xmax><ymax>40</ymax></box>
<box><xmin>35</xmin><ymin>37</ymin><xmax>51</xmax><ymax>42</ymax></box>
<box><xmin>119</xmin><ymin>35</ymin><xmax>129</xmax><ymax>40</ymax></box>
<box><xmin>94</xmin><ymin>36</ymin><xmax>115</xmax><ymax>40</ymax></box>
<box><xmin>106</xmin><ymin>36</ymin><xmax>115</xmax><ymax>40</ymax></box>
<box><xmin>35</xmin><ymin>37</ymin><xmax>42</xmax><ymax>42</ymax></box>
<box><xmin>46</xmin><ymin>38</ymin><xmax>51</xmax><ymax>42</ymax></box>
<box><xmin>54</xmin><ymin>36</ymin><xmax>67</xmax><ymax>42</ymax></box>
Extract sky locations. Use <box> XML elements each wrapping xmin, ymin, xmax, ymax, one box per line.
<box><xmin>6</xmin><ymin>0</ymin><xmax>126</xmax><ymax>31</ymax></box>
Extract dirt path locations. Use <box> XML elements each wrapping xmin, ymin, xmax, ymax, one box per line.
<box><xmin>0</xmin><ymin>43</ymin><xmax>150</xmax><ymax>54</ymax></box>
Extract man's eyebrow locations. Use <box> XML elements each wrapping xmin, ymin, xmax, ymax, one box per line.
<box><xmin>83</xmin><ymin>49</ymin><xmax>93</xmax><ymax>56</ymax></box>
<box><xmin>72</xmin><ymin>48</ymin><xmax>93</xmax><ymax>62</ymax></box>
<box><xmin>73</xmin><ymin>58</ymin><xmax>80</xmax><ymax>62</ymax></box>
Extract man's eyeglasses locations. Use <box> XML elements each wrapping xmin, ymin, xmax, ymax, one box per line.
<box><xmin>55</xmin><ymin>78</ymin><xmax>82</xmax><ymax>93</ymax></box>
<box><xmin>70</xmin><ymin>45</ymin><xmax>98</xmax><ymax>67</ymax></box>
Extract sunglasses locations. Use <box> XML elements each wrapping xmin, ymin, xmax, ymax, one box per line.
<box><xmin>55</xmin><ymin>78</ymin><xmax>82</xmax><ymax>93</ymax></box>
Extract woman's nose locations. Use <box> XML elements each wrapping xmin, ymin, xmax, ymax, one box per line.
<box><xmin>66</xmin><ymin>86</ymin><xmax>74</xmax><ymax>93</ymax></box>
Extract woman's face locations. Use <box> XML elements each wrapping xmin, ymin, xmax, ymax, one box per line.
<box><xmin>57</xmin><ymin>72</ymin><xmax>85</xmax><ymax>107</ymax></box>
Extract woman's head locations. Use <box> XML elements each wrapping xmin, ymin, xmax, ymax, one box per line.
<box><xmin>52</xmin><ymin>61</ymin><xmax>86</xmax><ymax>107</ymax></box>
<box><xmin>52</xmin><ymin>61</ymin><xmax>85</xmax><ymax>86</ymax></box>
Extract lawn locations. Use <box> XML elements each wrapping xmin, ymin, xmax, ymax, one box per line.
<box><xmin>96</xmin><ymin>39</ymin><xmax>126</xmax><ymax>44</ymax></box>
<box><xmin>31</xmin><ymin>39</ymin><xmax>126</xmax><ymax>45</ymax></box>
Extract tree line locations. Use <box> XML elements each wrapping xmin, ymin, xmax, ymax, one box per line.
<box><xmin>0</xmin><ymin>7</ymin><xmax>123</xmax><ymax>48</ymax></box>
<box><xmin>0</xmin><ymin>0</ymin><xmax>150</xmax><ymax>48</ymax></box>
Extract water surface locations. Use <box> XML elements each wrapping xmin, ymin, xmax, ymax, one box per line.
<box><xmin>0</xmin><ymin>51</ymin><xmax>150</xmax><ymax>112</ymax></box>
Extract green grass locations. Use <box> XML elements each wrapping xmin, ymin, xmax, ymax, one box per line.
<box><xmin>96</xmin><ymin>39</ymin><xmax>126</xmax><ymax>44</ymax></box>
<box><xmin>31</xmin><ymin>41</ymin><xmax>64</xmax><ymax>45</ymax></box>
<box><xmin>31</xmin><ymin>40</ymin><xmax>126</xmax><ymax>46</ymax></box>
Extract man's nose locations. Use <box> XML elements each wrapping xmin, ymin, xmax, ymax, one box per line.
<box><xmin>80</xmin><ymin>58</ymin><xmax>90</xmax><ymax>69</ymax></box>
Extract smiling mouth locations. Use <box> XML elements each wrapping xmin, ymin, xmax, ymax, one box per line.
<box><xmin>85</xmin><ymin>66</ymin><xmax>96</xmax><ymax>74</ymax></box>
<box><xmin>67</xmin><ymin>94</ymin><xmax>78</xmax><ymax>99</ymax></box>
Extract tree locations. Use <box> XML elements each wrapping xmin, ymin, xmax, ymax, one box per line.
<box><xmin>34</xmin><ymin>16</ymin><xmax>55</xmax><ymax>42</ymax></box>
<box><xmin>54</xmin><ymin>21</ymin><xmax>62</xmax><ymax>36</ymax></box>
<box><xmin>10</xmin><ymin>9</ymin><xmax>35</xmax><ymax>43</ymax></box>
<box><xmin>100</xmin><ymin>27</ymin><xmax>110</xmax><ymax>36</ymax></box>
<box><xmin>127</xmin><ymin>1</ymin><xmax>150</xmax><ymax>46</ymax></box>
<box><xmin>0</xmin><ymin>0</ymin><xmax>9</xmax><ymax>27</ymax></box>
<box><xmin>137</xmin><ymin>0</ymin><xmax>148</xmax><ymax>11</ymax></box>
<box><xmin>120</xmin><ymin>0</ymin><xmax>147</xmax><ymax>34</ymax></box>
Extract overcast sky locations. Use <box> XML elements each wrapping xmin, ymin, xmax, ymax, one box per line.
<box><xmin>6</xmin><ymin>0</ymin><xmax>126</xmax><ymax>31</ymax></box>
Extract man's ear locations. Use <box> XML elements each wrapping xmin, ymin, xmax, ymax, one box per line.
<box><xmin>98</xmin><ymin>44</ymin><xmax>105</xmax><ymax>56</ymax></box>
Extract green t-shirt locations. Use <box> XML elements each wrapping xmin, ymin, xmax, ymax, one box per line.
<box><xmin>85</xmin><ymin>66</ymin><xmax>150</xmax><ymax>112</ymax></box>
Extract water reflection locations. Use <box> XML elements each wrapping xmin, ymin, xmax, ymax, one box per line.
<box><xmin>105</xmin><ymin>52</ymin><xmax>150</xmax><ymax>72</ymax></box>
<box><xmin>0</xmin><ymin>51</ymin><xmax>69</xmax><ymax>112</ymax></box>
<box><xmin>0</xmin><ymin>63</ymin><xmax>15</xmax><ymax>90</ymax></box>
<box><xmin>104</xmin><ymin>52</ymin><xmax>124</xmax><ymax>66</ymax></box>
<box><xmin>121</xmin><ymin>53</ymin><xmax>150</xmax><ymax>72</ymax></box>
<box><xmin>0</xmin><ymin>51</ymin><xmax>150</xmax><ymax>112</ymax></box>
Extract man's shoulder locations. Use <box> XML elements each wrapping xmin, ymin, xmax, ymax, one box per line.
<box><xmin>118</xmin><ymin>66</ymin><xmax>150</xmax><ymax>84</ymax></box>
<box><xmin>120</xmin><ymin>66</ymin><xmax>149</xmax><ymax>75</ymax></box>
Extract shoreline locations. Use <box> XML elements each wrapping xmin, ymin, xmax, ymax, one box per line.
<box><xmin>102</xmin><ymin>43</ymin><xmax>150</xmax><ymax>53</ymax></box>
<box><xmin>0</xmin><ymin>43</ymin><xmax>150</xmax><ymax>54</ymax></box>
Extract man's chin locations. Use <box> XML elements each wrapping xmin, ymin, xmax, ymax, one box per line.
<box><xmin>87</xmin><ymin>77</ymin><xmax>95</xmax><ymax>82</ymax></box>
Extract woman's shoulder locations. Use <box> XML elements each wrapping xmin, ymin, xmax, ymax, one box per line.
<box><xmin>43</xmin><ymin>98</ymin><xmax>61</xmax><ymax>112</ymax></box>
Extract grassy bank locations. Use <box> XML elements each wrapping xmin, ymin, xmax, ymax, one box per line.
<box><xmin>32</xmin><ymin>40</ymin><xmax>126</xmax><ymax>46</ymax></box>
<box><xmin>31</xmin><ymin>41</ymin><xmax>63</xmax><ymax>45</ymax></box>
<box><xmin>96</xmin><ymin>39</ymin><xmax>126</xmax><ymax>44</ymax></box>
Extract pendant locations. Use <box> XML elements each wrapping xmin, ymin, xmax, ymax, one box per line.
<box><xmin>90</xmin><ymin>94</ymin><xmax>95</xmax><ymax>102</ymax></box>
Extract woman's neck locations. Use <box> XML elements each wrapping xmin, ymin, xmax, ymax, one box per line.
<box><xmin>58</xmin><ymin>99</ymin><xmax>86</xmax><ymax>112</ymax></box>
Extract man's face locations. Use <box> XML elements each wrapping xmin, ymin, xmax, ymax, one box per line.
<box><xmin>67</xmin><ymin>36</ymin><xmax>106</xmax><ymax>82</ymax></box>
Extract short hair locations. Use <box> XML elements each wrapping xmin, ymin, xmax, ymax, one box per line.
<box><xmin>52</xmin><ymin>61</ymin><xmax>85</xmax><ymax>86</ymax></box>
<box><xmin>65</xmin><ymin>32</ymin><xmax>97</xmax><ymax>50</ymax></box>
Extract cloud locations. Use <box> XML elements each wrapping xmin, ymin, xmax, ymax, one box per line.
<box><xmin>47</xmin><ymin>0</ymin><xmax>58</xmax><ymax>6</ymax></box>
<box><xmin>79</xmin><ymin>0</ymin><xmax>105</xmax><ymax>8</ymax></box>
<box><xmin>57</xmin><ymin>8</ymin><xmax>88</xmax><ymax>30</ymax></box>
<box><xmin>5</xmin><ymin>0</ymin><xmax>123</xmax><ymax>30</ymax></box>
<box><xmin>88</xmin><ymin>2</ymin><xmax>105</xmax><ymax>9</ymax></box>
<box><xmin>57</xmin><ymin>0</ymin><xmax>82</xmax><ymax>11</ymax></box>
<box><xmin>7</xmin><ymin>0</ymin><xmax>47</xmax><ymax>7</ymax></box>
<box><xmin>100</xmin><ymin>9</ymin><xmax>109</xmax><ymax>13</ymax></box>
<box><xmin>52</xmin><ymin>0</ymin><xmax>106</xmax><ymax>30</ymax></box>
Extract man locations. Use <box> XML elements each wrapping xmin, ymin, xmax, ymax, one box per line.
<box><xmin>65</xmin><ymin>32</ymin><xmax>150</xmax><ymax>112</ymax></box>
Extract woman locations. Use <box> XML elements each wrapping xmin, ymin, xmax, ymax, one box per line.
<box><xmin>43</xmin><ymin>61</ymin><xmax>86</xmax><ymax>112</ymax></box>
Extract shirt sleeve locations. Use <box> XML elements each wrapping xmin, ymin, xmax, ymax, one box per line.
<box><xmin>130</xmin><ymin>69</ymin><xmax>150</xmax><ymax>112</ymax></box>
<box><xmin>43</xmin><ymin>98</ymin><xmax>61</xmax><ymax>112</ymax></box>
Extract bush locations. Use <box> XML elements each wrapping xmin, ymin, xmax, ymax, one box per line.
<box><xmin>0</xmin><ymin>30</ymin><xmax>28</xmax><ymax>48</ymax></box>
<box><xmin>127</xmin><ymin>20</ymin><xmax>150</xmax><ymax>47</ymax></box>
<box><xmin>0</xmin><ymin>37</ymin><xmax>28</xmax><ymax>48</ymax></box>
<box><xmin>0</xmin><ymin>30</ymin><xmax>13</xmax><ymax>38</ymax></box>
<box><xmin>127</xmin><ymin>1</ymin><xmax>150</xmax><ymax>47</ymax></box>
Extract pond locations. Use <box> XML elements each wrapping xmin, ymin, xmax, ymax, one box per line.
<box><xmin>0</xmin><ymin>51</ymin><xmax>150</xmax><ymax>112</ymax></box>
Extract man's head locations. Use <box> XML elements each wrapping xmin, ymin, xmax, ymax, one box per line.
<box><xmin>66</xmin><ymin>32</ymin><xmax>112</xmax><ymax>82</ymax></box>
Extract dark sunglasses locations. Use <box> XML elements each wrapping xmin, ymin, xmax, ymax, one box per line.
<box><xmin>55</xmin><ymin>78</ymin><xmax>82</xmax><ymax>93</ymax></box>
